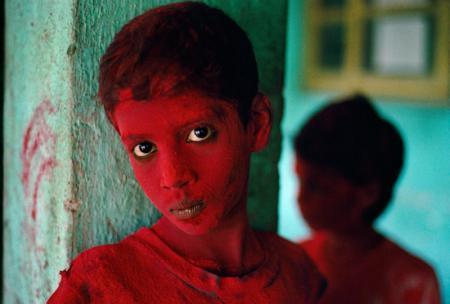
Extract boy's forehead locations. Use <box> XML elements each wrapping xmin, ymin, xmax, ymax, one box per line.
<box><xmin>114</xmin><ymin>88</ymin><xmax>234</xmax><ymax>124</ymax></box>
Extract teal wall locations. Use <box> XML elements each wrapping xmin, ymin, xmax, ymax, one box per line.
<box><xmin>279</xmin><ymin>0</ymin><xmax>450</xmax><ymax>303</ymax></box>
<box><xmin>4</xmin><ymin>1</ymin><xmax>75</xmax><ymax>302</ymax></box>
<box><xmin>4</xmin><ymin>1</ymin><xmax>286</xmax><ymax>302</ymax></box>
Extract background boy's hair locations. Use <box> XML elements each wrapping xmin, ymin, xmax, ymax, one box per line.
<box><xmin>98</xmin><ymin>1</ymin><xmax>258</xmax><ymax>125</ymax></box>
<box><xmin>294</xmin><ymin>94</ymin><xmax>404</xmax><ymax>223</ymax></box>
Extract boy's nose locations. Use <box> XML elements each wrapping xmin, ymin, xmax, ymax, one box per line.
<box><xmin>159</xmin><ymin>151</ymin><xmax>197</xmax><ymax>189</ymax></box>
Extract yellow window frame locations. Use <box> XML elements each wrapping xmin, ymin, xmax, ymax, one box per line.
<box><xmin>305</xmin><ymin>0</ymin><xmax>449</xmax><ymax>105</ymax></box>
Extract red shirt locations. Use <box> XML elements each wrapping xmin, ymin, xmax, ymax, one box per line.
<box><xmin>301</xmin><ymin>235</ymin><xmax>441</xmax><ymax>304</ymax></box>
<box><xmin>48</xmin><ymin>227</ymin><xmax>325</xmax><ymax>303</ymax></box>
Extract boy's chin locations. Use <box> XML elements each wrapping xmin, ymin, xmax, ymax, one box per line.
<box><xmin>309</xmin><ymin>221</ymin><xmax>363</xmax><ymax>235</ymax></box>
<box><xmin>305</xmin><ymin>218</ymin><xmax>343</xmax><ymax>232</ymax></box>
<box><xmin>169</xmin><ymin>215</ymin><xmax>220</xmax><ymax>236</ymax></box>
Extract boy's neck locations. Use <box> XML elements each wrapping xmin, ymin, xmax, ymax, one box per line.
<box><xmin>152</xmin><ymin>203</ymin><xmax>265</xmax><ymax>276</ymax></box>
<box><xmin>315</xmin><ymin>226</ymin><xmax>384</xmax><ymax>266</ymax></box>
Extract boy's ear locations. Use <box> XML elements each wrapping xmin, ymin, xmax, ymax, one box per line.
<box><xmin>107</xmin><ymin>109</ymin><xmax>124</xmax><ymax>136</ymax></box>
<box><xmin>294</xmin><ymin>157</ymin><xmax>301</xmax><ymax>176</ymax></box>
<box><xmin>248</xmin><ymin>93</ymin><xmax>273</xmax><ymax>152</ymax></box>
<box><xmin>356</xmin><ymin>182</ymin><xmax>381</xmax><ymax>210</ymax></box>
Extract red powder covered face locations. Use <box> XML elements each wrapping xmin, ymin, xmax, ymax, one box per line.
<box><xmin>295</xmin><ymin>158</ymin><xmax>369</xmax><ymax>232</ymax></box>
<box><xmin>113</xmin><ymin>90</ymin><xmax>255</xmax><ymax>235</ymax></box>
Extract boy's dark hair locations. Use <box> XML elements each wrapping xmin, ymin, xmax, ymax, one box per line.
<box><xmin>98</xmin><ymin>2</ymin><xmax>258</xmax><ymax>125</ymax></box>
<box><xmin>294</xmin><ymin>94</ymin><xmax>404</xmax><ymax>224</ymax></box>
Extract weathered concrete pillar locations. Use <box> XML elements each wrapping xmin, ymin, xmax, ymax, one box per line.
<box><xmin>3</xmin><ymin>1</ymin><xmax>286</xmax><ymax>302</ymax></box>
<box><xmin>4</xmin><ymin>2</ymin><xmax>76</xmax><ymax>302</ymax></box>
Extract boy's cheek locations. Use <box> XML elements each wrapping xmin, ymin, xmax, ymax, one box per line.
<box><xmin>128</xmin><ymin>160</ymin><xmax>158</xmax><ymax>192</ymax></box>
<box><xmin>127</xmin><ymin>161</ymin><xmax>178</xmax><ymax>202</ymax></box>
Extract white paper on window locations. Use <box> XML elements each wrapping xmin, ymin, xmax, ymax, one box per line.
<box><xmin>373</xmin><ymin>15</ymin><xmax>428</xmax><ymax>75</ymax></box>
<box><xmin>372</xmin><ymin>0</ymin><xmax>430</xmax><ymax>8</ymax></box>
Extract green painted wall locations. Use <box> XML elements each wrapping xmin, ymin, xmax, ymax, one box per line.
<box><xmin>279</xmin><ymin>0</ymin><xmax>450</xmax><ymax>302</ymax></box>
<box><xmin>4</xmin><ymin>1</ymin><xmax>286</xmax><ymax>302</ymax></box>
<box><xmin>4</xmin><ymin>1</ymin><xmax>75</xmax><ymax>303</ymax></box>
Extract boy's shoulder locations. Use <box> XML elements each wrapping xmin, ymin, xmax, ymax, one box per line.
<box><xmin>257</xmin><ymin>230</ymin><xmax>323</xmax><ymax>271</ymax></box>
<box><xmin>299</xmin><ymin>233</ymin><xmax>437</xmax><ymax>278</ymax></box>
<box><xmin>361</xmin><ymin>238</ymin><xmax>441</xmax><ymax>302</ymax></box>
<box><xmin>47</xmin><ymin>227</ymin><xmax>168</xmax><ymax>303</ymax></box>
<box><xmin>256</xmin><ymin>230</ymin><xmax>327</xmax><ymax>301</ymax></box>
<box><xmin>379</xmin><ymin>238</ymin><xmax>438</xmax><ymax>278</ymax></box>
<box><xmin>258</xmin><ymin>230</ymin><xmax>314</xmax><ymax>261</ymax></box>
<box><xmin>65</xmin><ymin>227</ymin><xmax>158</xmax><ymax>270</ymax></box>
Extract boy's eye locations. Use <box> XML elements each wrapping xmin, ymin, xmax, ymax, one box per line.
<box><xmin>132</xmin><ymin>142</ymin><xmax>157</xmax><ymax>158</ymax></box>
<box><xmin>187</xmin><ymin>126</ymin><xmax>214</xmax><ymax>142</ymax></box>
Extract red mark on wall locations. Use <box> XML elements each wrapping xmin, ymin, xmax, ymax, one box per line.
<box><xmin>21</xmin><ymin>99</ymin><xmax>57</xmax><ymax>222</ymax></box>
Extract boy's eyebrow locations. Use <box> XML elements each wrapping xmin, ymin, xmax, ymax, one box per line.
<box><xmin>179</xmin><ymin>105</ymin><xmax>229</xmax><ymax>125</ymax></box>
<box><xmin>211</xmin><ymin>105</ymin><xmax>228</xmax><ymax>122</ymax></box>
<box><xmin>122</xmin><ymin>134</ymin><xmax>152</xmax><ymax>142</ymax></box>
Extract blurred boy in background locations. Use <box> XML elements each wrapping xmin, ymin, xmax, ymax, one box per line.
<box><xmin>294</xmin><ymin>94</ymin><xmax>440</xmax><ymax>303</ymax></box>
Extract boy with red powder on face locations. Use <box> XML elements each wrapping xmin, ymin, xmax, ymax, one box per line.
<box><xmin>48</xmin><ymin>2</ymin><xmax>325</xmax><ymax>303</ymax></box>
<box><xmin>294</xmin><ymin>94</ymin><xmax>441</xmax><ymax>303</ymax></box>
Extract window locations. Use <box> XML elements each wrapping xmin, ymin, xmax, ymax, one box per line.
<box><xmin>305</xmin><ymin>0</ymin><xmax>449</xmax><ymax>103</ymax></box>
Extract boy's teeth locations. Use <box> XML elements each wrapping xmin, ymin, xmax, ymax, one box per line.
<box><xmin>171</xmin><ymin>203</ymin><xmax>204</xmax><ymax>219</ymax></box>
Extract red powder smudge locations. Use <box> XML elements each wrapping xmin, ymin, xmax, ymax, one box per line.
<box><xmin>31</xmin><ymin>158</ymin><xmax>58</xmax><ymax>220</ymax></box>
<box><xmin>21</xmin><ymin>99</ymin><xmax>56</xmax><ymax>196</ymax></box>
<box><xmin>20</xmin><ymin>99</ymin><xmax>57</xmax><ymax>225</ymax></box>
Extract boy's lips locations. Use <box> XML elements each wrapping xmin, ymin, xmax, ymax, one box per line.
<box><xmin>169</xmin><ymin>200</ymin><xmax>205</xmax><ymax>220</ymax></box>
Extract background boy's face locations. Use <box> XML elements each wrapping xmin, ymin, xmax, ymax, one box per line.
<box><xmin>112</xmin><ymin>90</ymin><xmax>255</xmax><ymax>235</ymax></box>
<box><xmin>295</xmin><ymin>158</ymin><xmax>369</xmax><ymax>233</ymax></box>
